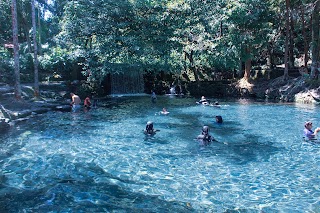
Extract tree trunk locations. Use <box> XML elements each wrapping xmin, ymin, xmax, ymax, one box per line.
<box><xmin>311</xmin><ymin>0</ymin><xmax>320</xmax><ymax>78</ymax></box>
<box><xmin>267</xmin><ymin>42</ymin><xmax>274</xmax><ymax>70</ymax></box>
<box><xmin>184</xmin><ymin>50</ymin><xmax>199</xmax><ymax>82</ymax></box>
<box><xmin>244</xmin><ymin>58</ymin><xmax>251</xmax><ymax>80</ymax></box>
<box><xmin>244</xmin><ymin>47</ymin><xmax>251</xmax><ymax>80</ymax></box>
<box><xmin>191</xmin><ymin>66</ymin><xmax>199</xmax><ymax>82</ymax></box>
<box><xmin>12</xmin><ymin>0</ymin><xmax>21</xmax><ymax>99</ymax></box>
<box><xmin>289</xmin><ymin>8</ymin><xmax>295</xmax><ymax>68</ymax></box>
<box><xmin>21</xmin><ymin>9</ymin><xmax>32</xmax><ymax>53</ymax></box>
<box><xmin>283</xmin><ymin>0</ymin><xmax>290</xmax><ymax>80</ymax></box>
<box><xmin>238</xmin><ymin>58</ymin><xmax>243</xmax><ymax>78</ymax></box>
<box><xmin>32</xmin><ymin>0</ymin><xmax>39</xmax><ymax>97</ymax></box>
<box><xmin>25</xmin><ymin>27</ymin><xmax>32</xmax><ymax>53</ymax></box>
<box><xmin>38</xmin><ymin>7</ymin><xmax>42</xmax><ymax>55</ymax></box>
<box><xmin>301</xmin><ymin>5</ymin><xmax>309</xmax><ymax>67</ymax></box>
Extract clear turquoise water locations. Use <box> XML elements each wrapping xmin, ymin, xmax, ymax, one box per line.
<box><xmin>1</xmin><ymin>95</ymin><xmax>320</xmax><ymax>212</ymax></box>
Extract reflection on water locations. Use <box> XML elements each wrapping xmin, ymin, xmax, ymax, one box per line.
<box><xmin>1</xmin><ymin>96</ymin><xmax>320</xmax><ymax>212</ymax></box>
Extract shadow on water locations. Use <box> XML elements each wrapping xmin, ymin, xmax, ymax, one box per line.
<box><xmin>195</xmin><ymin>133</ymin><xmax>281</xmax><ymax>165</ymax></box>
<box><xmin>224</xmin><ymin>135</ymin><xmax>280</xmax><ymax>164</ymax></box>
<box><xmin>156</xmin><ymin>110</ymin><xmax>281</xmax><ymax>165</ymax></box>
<box><xmin>190</xmin><ymin>119</ymin><xmax>281</xmax><ymax>165</ymax></box>
<box><xmin>0</xmin><ymin>162</ymin><xmax>194</xmax><ymax>213</ymax></box>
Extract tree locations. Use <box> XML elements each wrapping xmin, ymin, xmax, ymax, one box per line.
<box><xmin>31</xmin><ymin>0</ymin><xmax>39</xmax><ymax>97</ymax></box>
<box><xmin>283</xmin><ymin>0</ymin><xmax>290</xmax><ymax>80</ymax></box>
<box><xmin>218</xmin><ymin>0</ymin><xmax>274</xmax><ymax>80</ymax></box>
<box><xmin>311</xmin><ymin>0</ymin><xmax>320</xmax><ymax>78</ymax></box>
<box><xmin>12</xmin><ymin>0</ymin><xmax>21</xmax><ymax>99</ymax></box>
<box><xmin>58</xmin><ymin>0</ymin><xmax>184</xmax><ymax>84</ymax></box>
<box><xmin>301</xmin><ymin>4</ymin><xmax>308</xmax><ymax>67</ymax></box>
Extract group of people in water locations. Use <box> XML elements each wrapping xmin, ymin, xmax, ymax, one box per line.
<box><xmin>196</xmin><ymin>96</ymin><xmax>320</xmax><ymax>142</ymax></box>
<box><xmin>144</xmin><ymin>94</ymin><xmax>223</xmax><ymax>145</ymax></box>
<box><xmin>197</xmin><ymin>96</ymin><xmax>221</xmax><ymax>107</ymax></box>
<box><xmin>70</xmin><ymin>92</ymin><xmax>97</xmax><ymax>112</ymax></box>
<box><xmin>71</xmin><ymin>91</ymin><xmax>320</xmax><ymax>142</ymax></box>
<box><xmin>144</xmin><ymin>118</ymin><xmax>222</xmax><ymax>144</ymax></box>
<box><xmin>147</xmin><ymin>93</ymin><xmax>320</xmax><ymax>143</ymax></box>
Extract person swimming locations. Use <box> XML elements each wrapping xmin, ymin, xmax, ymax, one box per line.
<box><xmin>144</xmin><ymin>121</ymin><xmax>158</xmax><ymax>135</ymax></box>
<box><xmin>215</xmin><ymin>115</ymin><xmax>223</xmax><ymax>123</ymax></box>
<box><xmin>304</xmin><ymin>121</ymin><xmax>320</xmax><ymax>140</ymax></box>
<box><xmin>211</xmin><ymin>101</ymin><xmax>221</xmax><ymax>108</ymax></box>
<box><xmin>197</xmin><ymin>125</ymin><xmax>214</xmax><ymax>144</ymax></box>
<box><xmin>197</xmin><ymin>96</ymin><xmax>210</xmax><ymax>105</ymax></box>
<box><xmin>160</xmin><ymin>108</ymin><xmax>170</xmax><ymax>115</ymax></box>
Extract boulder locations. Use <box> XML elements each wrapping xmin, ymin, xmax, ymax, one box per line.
<box><xmin>0</xmin><ymin>119</ymin><xmax>10</xmax><ymax>133</ymax></box>
<box><xmin>55</xmin><ymin>105</ymin><xmax>71</xmax><ymax>112</ymax></box>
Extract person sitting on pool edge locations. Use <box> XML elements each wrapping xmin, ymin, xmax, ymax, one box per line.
<box><xmin>304</xmin><ymin>121</ymin><xmax>320</xmax><ymax>140</ymax></box>
<box><xmin>144</xmin><ymin>121</ymin><xmax>158</xmax><ymax>135</ymax></box>
<box><xmin>197</xmin><ymin>125</ymin><xmax>214</xmax><ymax>143</ymax></box>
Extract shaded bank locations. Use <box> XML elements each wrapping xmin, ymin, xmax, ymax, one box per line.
<box><xmin>0</xmin><ymin>82</ymin><xmax>71</xmax><ymax>132</ymax></box>
<box><xmin>1</xmin><ymin>76</ymin><xmax>320</xmax><ymax>132</ymax></box>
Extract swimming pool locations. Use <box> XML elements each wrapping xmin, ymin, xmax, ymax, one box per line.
<box><xmin>0</xmin><ymin>95</ymin><xmax>320</xmax><ymax>212</ymax></box>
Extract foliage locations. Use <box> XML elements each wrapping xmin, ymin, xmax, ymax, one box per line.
<box><xmin>0</xmin><ymin>48</ymin><xmax>14</xmax><ymax>84</ymax></box>
<box><xmin>0</xmin><ymin>0</ymin><xmax>319</xmax><ymax>94</ymax></box>
<box><xmin>39</xmin><ymin>46</ymin><xmax>75</xmax><ymax>80</ymax></box>
<box><xmin>0</xmin><ymin>0</ymin><xmax>12</xmax><ymax>44</ymax></box>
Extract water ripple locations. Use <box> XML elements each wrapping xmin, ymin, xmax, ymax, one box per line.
<box><xmin>1</xmin><ymin>97</ymin><xmax>320</xmax><ymax>212</ymax></box>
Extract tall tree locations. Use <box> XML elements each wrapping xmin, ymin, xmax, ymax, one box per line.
<box><xmin>221</xmin><ymin>0</ymin><xmax>273</xmax><ymax>80</ymax></box>
<box><xmin>311</xmin><ymin>0</ymin><xmax>320</xmax><ymax>78</ymax></box>
<box><xmin>289</xmin><ymin>3</ymin><xmax>295</xmax><ymax>68</ymax></box>
<box><xmin>301</xmin><ymin>5</ymin><xmax>308</xmax><ymax>67</ymax></box>
<box><xmin>12</xmin><ymin>0</ymin><xmax>21</xmax><ymax>99</ymax></box>
<box><xmin>31</xmin><ymin>0</ymin><xmax>39</xmax><ymax>97</ymax></box>
<box><xmin>283</xmin><ymin>0</ymin><xmax>290</xmax><ymax>80</ymax></box>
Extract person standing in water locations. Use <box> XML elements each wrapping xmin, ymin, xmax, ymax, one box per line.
<box><xmin>70</xmin><ymin>93</ymin><xmax>81</xmax><ymax>112</ymax></box>
<box><xmin>304</xmin><ymin>121</ymin><xmax>320</xmax><ymax>140</ymax></box>
<box><xmin>197</xmin><ymin>125</ymin><xmax>215</xmax><ymax>145</ymax></box>
<box><xmin>144</xmin><ymin>121</ymin><xmax>159</xmax><ymax>135</ymax></box>
<box><xmin>84</xmin><ymin>96</ymin><xmax>92</xmax><ymax>109</ymax></box>
<box><xmin>151</xmin><ymin>90</ymin><xmax>157</xmax><ymax>103</ymax></box>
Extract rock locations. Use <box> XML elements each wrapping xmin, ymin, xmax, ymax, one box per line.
<box><xmin>11</xmin><ymin>110</ymin><xmax>33</xmax><ymax>119</ymax></box>
<box><xmin>265</xmin><ymin>88</ymin><xmax>280</xmax><ymax>99</ymax></box>
<box><xmin>0</xmin><ymin>119</ymin><xmax>10</xmax><ymax>133</ymax></box>
<box><xmin>55</xmin><ymin>105</ymin><xmax>71</xmax><ymax>112</ymax></box>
